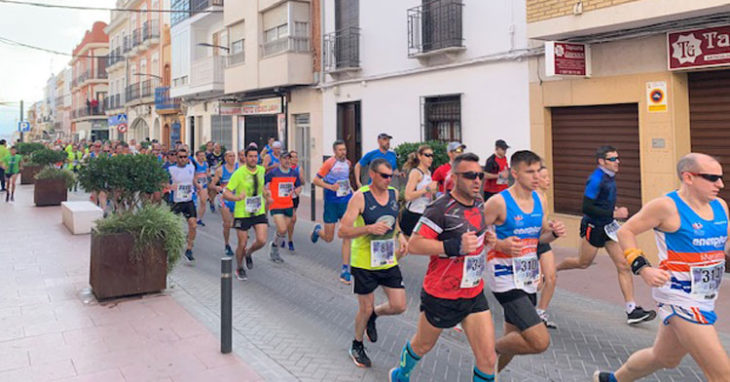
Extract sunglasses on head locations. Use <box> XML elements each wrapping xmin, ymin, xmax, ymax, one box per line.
<box><xmin>378</xmin><ymin>172</ymin><xmax>393</xmax><ymax>179</ymax></box>
<box><xmin>690</xmin><ymin>172</ymin><xmax>723</xmax><ymax>182</ymax></box>
<box><xmin>456</xmin><ymin>171</ymin><xmax>485</xmax><ymax>180</ymax></box>
<box><xmin>604</xmin><ymin>157</ymin><xmax>620</xmax><ymax>162</ymax></box>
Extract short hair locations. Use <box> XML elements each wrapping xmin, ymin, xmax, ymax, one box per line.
<box><xmin>452</xmin><ymin>152</ymin><xmax>480</xmax><ymax>170</ymax></box>
<box><xmin>177</xmin><ymin>148</ymin><xmax>188</xmax><ymax>154</ymax></box>
<box><xmin>245</xmin><ymin>146</ymin><xmax>258</xmax><ymax>156</ymax></box>
<box><xmin>195</xmin><ymin>150</ymin><xmax>205</xmax><ymax>156</ymax></box>
<box><xmin>596</xmin><ymin>145</ymin><xmax>617</xmax><ymax>160</ymax></box>
<box><xmin>510</xmin><ymin>150</ymin><xmax>542</xmax><ymax>169</ymax></box>
<box><xmin>369</xmin><ymin>157</ymin><xmax>392</xmax><ymax>173</ymax></box>
<box><xmin>333</xmin><ymin>140</ymin><xmax>345</xmax><ymax>150</ymax></box>
<box><xmin>676</xmin><ymin>153</ymin><xmax>720</xmax><ymax>180</ymax></box>
<box><xmin>0</xmin><ymin>139</ymin><xmax>5</xmax><ymax>145</ymax></box>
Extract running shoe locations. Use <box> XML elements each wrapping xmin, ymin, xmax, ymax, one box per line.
<box><xmin>5</xmin><ymin>193</ymin><xmax>8</xmax><ymax>202</ymax></box>
<box><xmin>225</xmin><ymin>245</ymin><xmax>234</xmax><ymax>257</ymax></box>
<box><xmin>627</xmin><ymin>306</ymin><xmax>656</xmax><ymax>325</ymax></box>
<box><xmin>311</xmin><ymin>224</ymin><xmax>322</xmax><ymax>243</ymax></box>
<box><xmin>9</xmin><ymin>195</ymin><xmax>13</xmax><ymax>202</ymax></box>
<box><xmin>235</xmin><ymin>267</ymin><xmax>247</xmax><ymax>281</ymax></box>
<box><xmin>539</xmin><ymin>310</ymin><xmax>558</xmax><ymax>329</ymax></box>
<box><xmin>288</xmin><ymin>241</ymin><xmax>295</xmax><ymax>252</ymax></box>
<box><xmin>365</xmin><ymin>312</ymin><xmax>378</xmax><ymax>343</ymax></box>
<box><xmin>339</xmin><ymin>270</ymin><xmax>352</xmax><ymax>285</ymax></box>
<box><xmin>209</xmin><ymin>201</ymin><xmax>215</xmax><ymax>213</ymax></box>
<box><xmin>389</xmin><ymin>368</ymin><xmax>408</xmax><ymax>382</ymax></box>
<box><xmin>593</xmin><ymin>371</ymin><xmax>614</xmax><ymax>382</ymax></box>
<box><xmin>245</xmin><ymin>255</ymin><xmax>254</xmax><ymax>270</ymax></box>
<box><xmin>184</xmin><ymin>249</ymin><xmax>195</xmax><ymax>262</ymax></box>
<box><xmin>349</xmin><ymin>341</ymin><xmax>371</xmax><ymax>368</ymax></box>
<box><xmin>197</xmin><ymin>220</ymin><xmax>206</xmax><ymax>227</ymax></box>
<box><xmin>453</xmin><ymin>323</ymin><xmax>464</xmax><ymax>333</ymax></box>
<box><xmin>269</xmin><ymin>242</ymin><xmax>280</xmax><ymax>262</ymax></box>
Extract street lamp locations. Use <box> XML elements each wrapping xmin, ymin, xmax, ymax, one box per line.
<box><xmin>197</xmin><ymin>42</ymin><xmax>230</xmax><ymax>52</ymax></box>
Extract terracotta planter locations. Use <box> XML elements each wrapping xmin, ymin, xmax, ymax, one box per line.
<box><xmin>20</xmin><ymin>165</ymin><xmax>41</xmax><ymax>185</ymax></box>
<box><xmin>90</xmin><ymin>231</ymin><xmax>167</xmax><ymax>300</ymax></box>
<box><xmin>33</xmin><ymin>178</ymin><xmax>68</xmax><ymax>206</ymax></box>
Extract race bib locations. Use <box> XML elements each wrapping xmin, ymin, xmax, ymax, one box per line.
<box><xmin>497</xmin><ymin>172</ymin><xmax>509</xmax><ymax>185</ymax></box>
<box><xmin>690</xmin><ymin>262</ymin><xmax>724</xmax><ymax>301</ymax></box>
<box><xmin>461</xmin><ymin>253</ymin><xmax>485</xmax><ymax>288</ymax></box>
<box><xmin>174</xmin><ymin>184</ymin><xmax>193</xmax><ymax>203</ymax></box>
<box><xmin>336</xmin><ymin>179</ymin><xmax>351</xmax><ymax>197</ymax></box>
<box><xmin>196</xmin><ymin>176</ymin><xmax>207</xmax><ymax>185</ymax></box>
<box><xmin>278</xmin><ymin>182</ymin><xmax>294</xmax><ymax>198</ymax></box>
<box><xmin>370</xmin><ymin>239</ymin><xmax>395</xmax><ymax>268</ymax></box>
<box><xmin>604</xmin><ymin>220</ymin><xmax>621</xmax><ymax>242</ymax></box>
<box><xmin>245</xmin><ymin>196</ymin><xmax>262</xmax><ymax>213</ymax></box>
<box><xmin>513</xmin><ymin>254</ymin><xmax>540</xmax><ymax>290</ymax></box>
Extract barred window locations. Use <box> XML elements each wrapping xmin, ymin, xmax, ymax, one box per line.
<box><xmin>423</xmin><ymin>95</ymin><xmax>461</xmax><ymax>142</ymax></box>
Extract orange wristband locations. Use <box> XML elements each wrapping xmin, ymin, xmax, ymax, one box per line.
<box><xmin>624</xmin><ymin>248</ymin><xmax>643</xmax><ymax>264</ymax></box>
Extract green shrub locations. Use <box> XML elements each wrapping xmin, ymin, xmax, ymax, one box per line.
<box><xmin>15</xmin><ymin>142</ymin><xmax>46</xmax><ymax>156</ymax></box>
<box><xmin>30</xmin><ymin>149</ymin><xmax>67</xmax><ymax>167</ymax></box>
<box><xmin>94</xmin><ymin>204</ymin><xmax>184</xmax><ymax>272</ymax></box>
<box><xmin>35</xmin><ymin>167</ymin><xmax>76</xmax><ymax>190</ymax></box>
<box><xmin>394</xmin><ymin>140</ymin><xmax>449</xmax><ymax>170</ymax></box>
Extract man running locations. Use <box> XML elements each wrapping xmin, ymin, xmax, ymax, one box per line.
<box><xmin>431</xmin><ymin>142</ymin><xmax>465</xmax><ymax>196</ymax></box>
<box><xmin>287</xmin><ymin>150</ymin><xmax>305</xmax><ymax>251</ymax></box>
<box><xmin>192</xmin><ymin>151</ymin><xmax>210</xmax><ymax>226</ymax></box>
<box><xmin>390</xmin><ymin>153</ymin><xmax>497</xmax><ymax>382</ymax></box>
<box><xmin>223</xmin><ymin>146</ymin><xmax>270</xmax><ymax>280</ymax></box>
<box><xmin>168</xmin><ymin>148</ymin><xmax>198</xmax><ymax>262</ymax></box>
<box><xmin>556</xmin><ymin>145</ymin><xmax>656</xmax><ymax>324</ymax></box>
<box><xmin>262</xmin><ymin>141</ymin><xmax>282</xmax><ymax>173</ymax></box>
<box><xmin>211</xmin><ymin>151</ymin><xmax>238</xmax><ymax>257</ymax></box>
<box><xmin>354</xmin><ymin>133</ymin><xmax>397</xmax><ymax>188</ymax></box>
<box><xmin>484</xmin><ymin>150</ymin><xmax>566</xmax><ymax>373</ymax></box>
<box><xmin>483</xmin><ymin>139</ymin><xmax>510</xmax><ymax>201</ymax></box>
<box><xmin>206</xmin><ymin>142</ymin><xmax>224</xmax><ymax>212</ymax></box>
<box><xmin>339</xmin><ymin>158</ymin><xmax>408</xmax><ymax>368</ymax></box>
<box><xmin>2</xmin><ymin>146</ymin><xmax>21</xmax><ymax>202</ymax></box>
<box><xmin>311</xmin><ymin>140</ymin><xmax>354</xmax><ymax>284</ymax></box>
<box><xmin>535</xmin><ymin>164</ymin><xmax>558</xmax><ymax>329</ymax></box>
<box><xmin>265</xmin><ymin>151</ymin><xmax>302</xmax><ymax>263</ymax></box>
<box><xmin>594</xmin><ymin>153</ymin><xmax>730</xmax><ymax>382</ymax></box>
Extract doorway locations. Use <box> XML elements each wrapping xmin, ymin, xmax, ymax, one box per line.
<box><xmin>244</xmin><ymin>115</ymin><xmax>278</xmax><ymax>151</ymax></box>
<box><xmin>337</xmin><ymin>101</ymin><xmax>361</xmax><ymax>166</ymax></box>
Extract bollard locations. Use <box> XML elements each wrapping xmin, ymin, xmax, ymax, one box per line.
<box><xmin>221</xmin><ymin>257</ymin><xmax>232</xmax><ymax>354</ymax></box>
<box><xmin>310</xmin><ymin>182</ymin><xmax>316</xmax><ymax>222</ymax></box>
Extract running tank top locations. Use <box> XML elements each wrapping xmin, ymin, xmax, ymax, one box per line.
<box><xmin>351</xmin><ymin>186</ymin><xmax>400</xmax><ymax>271</ymax></box>
<box><xmin>194</xmin><ymin>160</ymin><xmax>208</xmax><ymax>174</ymax></box>
<box><xmin>653</xmin><ymin>191</ymin><xmax>727</xmax><ymax>311</ymax></box>
<box><xmin>406</xmin><ymin>168</ymin><xmax>432</xmax><ymax>214</ymax></box>
<box><xmin>220</xmin><ymin>163</ymin><xmax>239</xmax><ymax>187</ymax></box>
<box><xmin>487</xmin><ymin>190</ymin><xmax>543</xmax><ymax>294</ymax></box>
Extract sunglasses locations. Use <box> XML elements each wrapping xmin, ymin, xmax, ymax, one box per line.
<box><xmin>422</xmin><ymin>153</ymin><xmax>434</xmax><ymax>158</ymax></box>
<box><xmin>378</xmin><ymin>172</ymin><xmax>393</xmax><ymax>179</ymax></box>
<box><xmin>604</xmin><ymin>157</ymin><xmax>620</xmax><ymax>162</ymax></box>
<box><xmin>690</xmin><ymin>173</ymin><xmax>723</xmax><ymax>182</ymax></box>
<box><xmin>456</xmin><ymin>171</ymin><xmax>485</xmax><ymax>180</ymax></box>
<box><xmin>453</xmin><ymin>149</ymin><xmax>464</xmax><ymax>154</ymax></box>
<box><xmin>178</xmin><ymin>155</ymin><xmax>188</xmax><ymax>159</ymax></box>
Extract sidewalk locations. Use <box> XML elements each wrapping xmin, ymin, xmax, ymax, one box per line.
<box><xmin>0</xmin><ymin>185</ymin><xmax>262</xmax><ymax>382</ymax></box>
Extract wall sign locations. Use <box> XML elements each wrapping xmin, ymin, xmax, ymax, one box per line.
<box><xmin>646</xmin><ymin>81</ymin><xmax>668</xmax><ymax>112</ymax></box>
<box><xmin>668</xmin><ymin>25</ymin><xmax>730</xmax><ymax>70</ymax></box>
<box><xmin>545</xmin><ymin>41</ymin><xmax>591</xmax><ymax>77</ymax></box>
<box><xmin>219</xmin><ymin>98</ymin><xmax>283</xmax><ymax>116</ymax></box>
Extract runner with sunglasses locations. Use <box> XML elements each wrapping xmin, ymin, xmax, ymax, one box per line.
<box><xmin>400</xmin><ymin>145</ymin><xmax>438</xmax><ymax>237</ymax></box>
<box><xmin>484</xmin><ymin>150</ymin><xmax>566</xmax><ymax>375</ymax></box>
<box><xmin>390</xmin><ymin>153</ymin><xmax>498</xmax><ymax>382</ymax></box>
<box><xmin>594</xmin><ymin>153</ymin><xmax>730</xmax><ymax>382</ymax></box>
<box><xmin>557</xmin><ymin>145</ymin><xmax>656</xmax><ymax>325</ymax></box>
<box><xmin>168</xmin><ymin>148</ymin><xmax>198</xmax><ymax>262</ymax></box>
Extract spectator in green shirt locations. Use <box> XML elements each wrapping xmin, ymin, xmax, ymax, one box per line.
<box><xmin>0</xmin><ymin>139</ymin><xmax>8</xmax><ymax>192</ymax></box>
<box><xmin>2</xmin><ymin>146</ymin><xmax>22</xmax><ymax>202</ymax></box>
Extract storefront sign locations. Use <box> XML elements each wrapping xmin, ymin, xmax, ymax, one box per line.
<box><xmin>218</xmin><ymin>98</ymin><xmax>283</xmax><ymax>116</ymax></box>
<box><xmin>646</xmin><ymin>81</ymin><xmax>668</xmax><ymax>112</ymax></box>
<box><xmin>668</xmin><ymin>26</ymin><xmax>730</xmax><ymax>70</ymax></box>
<box><xmin>219</xmin><ymin>102</ymin><xmax>241</xmax><ymax>115</ymax></box>
<box><xmin>545</xmin><ymin>41</ymin><xmax>591</xmax><ymax>77</ymax></box>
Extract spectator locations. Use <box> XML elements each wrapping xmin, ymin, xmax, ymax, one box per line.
<box><xmin>483</xmin><ymin>139</ymin><xmax>510</xmax><ymax>200</ymax></box>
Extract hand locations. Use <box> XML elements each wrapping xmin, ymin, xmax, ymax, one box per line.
<box><xmin>549</xmin><ymin>220</ymin><xmax>567</xmax><ymax>238</ymax></box>
<box><xmin>639</xmin><ymin>267</ymin><xmax>671</xmax><ymax>287</ymax></box>
<box><xmin>368</xmin><ymin>221</ymin><xmax>391</xmax><ymax>236</ymax></box>
<box><xmin>614</xmin><ymin>207</ymin><xmax>629</xmax><ymax>219</ymax></box>
<box><xmin>267</xmin><ymin>197</ymin><xmax>274</xmax><ymax>205</ymax></box>
<box><xmin>330</xmin><ymin>183</ymin><xmax>340</xmax><ymax>192</ymax></box>
<box><xmin>483</xmin><ymin>230</ymin><xmax>497</xmax><ymax>248</ymax></box>
<box><xmin>501</xmin><ymin>236</ymin><xmax>523</xmax><ymax>257</ymax></box>
<box><xmin>461</xmin><ymin>231</ymin><xmax>479</xmax><ymax>255</ymax></box>
<box><xmin>397</xmin><ymin>233</ymin><xmax>408</xmax><ymax>257</ymax></box>
<box><xmin>237</xmin><ymin>190</ymin><xmax>246</xmax><ymax>201</ymax></box>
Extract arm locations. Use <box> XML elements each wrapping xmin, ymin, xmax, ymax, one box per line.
<box><xmin>404</xmin><ymin>170</ymin><xmax>427</xmax><ymax>202</ymax></box>
<box><xmin>210</xmin><ymin>167</ymin><xmax>223</xmax><ymax>192</ymax></box>
<box><xmin>312</xmin><ymin>175</ymin><xmax>336</xmax><ymax>191</ymax></box>
<box><xmin>538</xmin><ymin>193</ymin><xmax>566</xmax><ymax>244</ymax></box>
<box><xmin>223</xmin><ymin>176</ymin><xmax>245</xmax><ymax>202</ymax></box>
<box><xmin>354</xmin><ymin>162</ymin><xmax>363</xmax><ymax>188</ymax></box>
<box><xmin>338</xmin><ymin>192</ymin><xmax>370</xmax><ymax>239</ymax></box>
<box><xmin>484</xmin><ymin>195</ymin><xmax>524</xmax><ymax>256</ymax></box>
<box><xmin>582</xmin><ymin>196</ymin><xmax>614</xmax><ymax>219</ymax></box>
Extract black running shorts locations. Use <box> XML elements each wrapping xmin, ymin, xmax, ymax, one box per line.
<box><xmin>493</xmin><ymin>289</ymin><xmax>542</xmax><ymax>331</ymax></box>
<box><xmin>537</xmin><ymin>242</ymin><xmax>551</xmax><ymax>259</ymax></box>
<box><xmin>171</xmin><ymin>201</ymin><xmax>197</xmax><ymax>220</ymax></box>
<box><xmin>233</xmin><ymin>214</ymin><xmax>268</xmax><ymax>231</ymax></box>
<box><xmin>398</xmin><ymin>209</ymin><xmax>422</xmax><ymax>237</ymax></box>
<box><xmin>580</xmin><ymin>217</ymin><xmax>610</xmax><ymax>248</ymax></box>
<box><xmin>420</xmin><ymin>289</ymin><xmax>489</xmax><ymax>329</ymax></box>
<box><xmin>351</xmin><ymin>266</ymin><xmax>404</xmax><ymax>295</ymax></box>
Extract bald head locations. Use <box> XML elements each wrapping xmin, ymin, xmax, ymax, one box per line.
<box><xmin>676</xmin><ymin>153</ymin><xmax>721</xmax><ymax>180</ymax></box>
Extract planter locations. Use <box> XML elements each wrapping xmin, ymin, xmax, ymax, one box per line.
<box><xmin>20</xmin><ymin>165</ymin><xmax>42</xmax><ymax>185</ymax></box>
<box><xmin>90</xmin><ymin>231</ymin><xmax>167</xmax><ymax>300</ymax></box>
<box><xmin>33</xmin><ymin>178</ymin><xmax>68</xmax><ymax>206</ymax></box>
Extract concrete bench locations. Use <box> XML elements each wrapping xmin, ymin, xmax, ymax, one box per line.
<box><xmin>62</xmin><ymin>201</ymin><xmax>103</xmax><ymax>235</ymax></box>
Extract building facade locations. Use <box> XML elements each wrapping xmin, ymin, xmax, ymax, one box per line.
<box><xmin>54</xmin><ymin>68</ymin><xmax>73</xmax><ymax>140</ymax></box>
<box><xmin>527</xmin><ymin>0</ymin><xmax>730</xmax><ymax>259</ymax></box>
<box><xmin>105</xmin><ymin>3</ymin><xmax>129</xmax><ymax>141</ymax></box>
<box><xmin>70</xmin><ymin>21</ymin><xmax>110</xmax><ymax>142</ymax></box>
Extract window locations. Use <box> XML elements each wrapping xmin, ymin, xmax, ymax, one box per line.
<box><xmin>423</xmin><ymin>95</ymin><xmax>461</xmax><ymax>142</ymax></box>
<box><xmin>151</xmin><ymin>52</ymin><xmax>159</xmax><ymax>76</ymax></box>
<box><xmin>261</xmin><ymin>2</ymin><xmax>310</xmax><ymax>57</ymax></box>
<box><xmin>211</xmin><ymin>115</ymin><xmax>233</xmax><ymax>151</ymax></box>
<box><xmin>229</xmin><ymin>39</ymin><xmax>244</xmax><ymax>66</ymax></box>
<box><xmin>171</xmin><ymin>0</ymin><xmax>190</xmax><ymax>26</ymax></box>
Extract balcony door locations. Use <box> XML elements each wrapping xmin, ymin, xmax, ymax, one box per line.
<box><xmin>336</xmin><ymin>101</ymin><xmax>361</xmax><ymax>184</ymax></box>
<box><xmin>334</xmin><ymin>0</ymin><xmax>358</xmax><ymax>69</ymax></box>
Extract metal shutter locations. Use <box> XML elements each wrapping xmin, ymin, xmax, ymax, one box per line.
<box><xmin>689</xmin><ymin>70</ymin><xmax>730</xmax><ymax>203</ymax></box>
<box><xmin>551</xmin><ymin>104</ymin><xmax>642</xmax><ymax>216</ymax></box>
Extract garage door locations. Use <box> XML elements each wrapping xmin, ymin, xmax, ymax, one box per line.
<box><xmin>551</xmin><ymin>104</ymin><xmax>642</xmax><ymax>216</ymax></box>
<box><xmin>689</xmin><ymin>70</ymin><xmax>730</xmax><ymax>203</ymax></box>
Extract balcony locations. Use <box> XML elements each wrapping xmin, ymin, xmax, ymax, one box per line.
<box><xmin>324</xmin><ymin>27</ymin><xmax>360</xmax><ymax>73</ymax></box>
<box><xmin>72</xmin><ymin>105</ymin><xmax>106</xmax><ymax>120</ymax></box>
<box><xmin>132</xmin><ymin>29</ymin><xmax>142</xmax><ymax>50</ymax></box>
<box><xmin>407</xmin><ymin>0</ymin><xmax>465</xmax><ymax>58</ymax></box>
<box><xmin>155</xmin><ymin>87</ymin><xmax>181</xmax><ymax>113</ymax></box>
<box><xmin>190</xmin><ymin>55</ymin><xmax>225</xmax><ymax>91</ymax></box>
<box><xmin>126</xmin><ymin>83</ymin><xmax>140</xmax><ymax>103</ymax></box>
<box><xmin>108</xmin><ymin>48</ymin><xmax>124</xmax><ymax>68</ymax></box>
<box><xmin>105</xmin><ymin>94</ymin><xmax>124</xmax><ymax>111</ymax></box>
<box><xmin>262</xmin><ymin>36</ymin><xmax>310</xmax><ymax>57</ymax></box>
<box><xmin>192</xmin><ymin>0</ymin><xmax>223</xmax><ymax>12</ymax></box>
<box><xmin>123</xmin><ymin>36</ymin><xmax>132</xmax><ymax>54</ymax></box>
<box><xmin>143</xmin><ymin>19</ymin><xmax>160</xmax><ymax>43</ymax></box>
<box><xmin>55</xmin><ymin>96</ymin><xmax>64</xmax><ymax>107</ymax></box>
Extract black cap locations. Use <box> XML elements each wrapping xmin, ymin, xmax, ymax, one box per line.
<box><xmin>495</xmin><ymin>139</ymin><xmax>510</xmax><ymax>149</ymax></box>
<box><xmin>280</xmin><ymin>151</ymin><xmax>292</xmax><ymax>158</ymax></box>
<box><xmin>378</xmin><ymin>133</ymin><xmax>393</xmax><ymax>140</ymax></box>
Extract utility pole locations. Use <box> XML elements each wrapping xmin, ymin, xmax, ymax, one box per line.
<box><xmin>19</xmin><ymin>100</ymin><xmax>24</xmax><ymax>143</ymax></box>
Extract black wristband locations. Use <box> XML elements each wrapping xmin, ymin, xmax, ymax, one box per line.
<box><xmin>630</xmin><ymin>255</ymin><xmax>650</xmax><ymax>276</ymax></box>
<box><xmin>443</xmin><ymin>237</ymin><xmax>462</xmax><ymax>257</ymax></box>
<box><xmin>551</xmin><ymin>231</ymin><xmax>559</xmax><ymax>238</ymax></box>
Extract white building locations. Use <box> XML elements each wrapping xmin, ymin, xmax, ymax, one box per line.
<box><xmin>321</xmin><ymin>0</ymin><xmax>532</xmax><ymax>164</ymax></box>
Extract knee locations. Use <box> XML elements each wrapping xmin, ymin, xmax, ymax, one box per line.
<box><xmin>392</xmin><ymin>300</ymin><xmax>407</xmax><ymax>315</ymax></box>
<box><xmin>576</xmin><ymin>260</ymin><xmax>592</xmax><ymax>269</ymax></box>
<box><xmin>528</xmin><ymin>334</ymin><xmax>550</xmax><ymax>353</ymax></box>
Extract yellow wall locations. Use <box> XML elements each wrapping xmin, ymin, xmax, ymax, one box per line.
<box><xmin>527</xmin><ymin>0</ymin><xmax>639</xmax><ymax>23</ymax></box>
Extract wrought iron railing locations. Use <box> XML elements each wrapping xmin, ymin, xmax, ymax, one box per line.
<box><xmin>407</xmin><ymin>0</ymin><xmax>464</xmax><ymax>57</ymax></box>
<box><xmin>324</xmin><ymin>27</ymin><xmax>360</xmax><ymax>72</ymax></box>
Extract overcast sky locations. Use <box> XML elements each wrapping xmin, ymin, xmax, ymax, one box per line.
<box><xmin>0</xmin><ymin>0</ymin><xmax>115</xmax><ymax>141</ymax></box>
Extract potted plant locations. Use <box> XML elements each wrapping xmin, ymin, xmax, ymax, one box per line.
<box><xmin>17</xmin><ymin>142</ymin><xmax>47</xmax><ymax>184</ymax></box>
<box><xmin>31</xmin><ymin>149</ymin><xmax>71</xmax><ymax>206</ymax></box>
<box><xmin>78</xmin><ymin>154</ymin><xmax>185</xmax><ymax>300</ymax></box>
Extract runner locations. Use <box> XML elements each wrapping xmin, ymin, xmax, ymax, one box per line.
<box><xmin>265</xmin><ymin>151</ymin><xmax>302</xmax><ymax>263</ymax></box>
<box><xmin>311</xmin><ymin>140</ymin><xmax>355</xmax><ymax>284</ymax></box>
<box><xmin>399</xmin><ymin>145</ymin><xmax>437</xmax><ymax>238</ymax></box>
<box><xmin>192</xmin><ymin>151</ymin><xmax>210</xmax><ymax>226</ymax></box>
<box><xmin>535</xmin><ymin>164</ymin><xmax>558</xmax><ymax>329</ymax></box>
<box><xmin>222</xmin><ymin>146</ymin><xmax>270</xmax><ymax>281</ymax></box>
<box><xmin>2</xmin><ymin>146</ymin><xmax>21</xmax><ymax>202</ymax></box>
<box><xmin>168</xmin><ymin>148</ymin><xmax>198</xmax><ymax>262</ymax></box>
<box><xmin>339</xmin><ymin>158</ymin><xmax>408</xmax><ymax>368</ymax></box>
<box><xmin>482</xmin><ymin>139</ymin><xmax>511</xmax><ymax>201</ymax></box>
<box><xmin>262</xmin><ymin>141</ymin><xmax>282</xmax><ymax>173</ymax></box>
<box><xmin>389</xmin><ymin>152</ymin><xmax>496</xmax><ymax>382</ymax></box>
<box><xmin>556</xmin><ymin>145</ymin><xmax>656</xmax><ymax>324</ymax></box>
<box><xmin>594</xmin><ymin>153</ymin><xmax>730</xmax><ymax>382</ymax></box>
<box><xmin>431</xmin><ymin>142</ymin><xmax>465</xmax><ymax>196</ymax></box>
<box><xmin>354</xmin><ymin>133</ymin><xmax>397</xmax><ymax>188</ymax></box>
<box><xmin>206</xmin><ymin>142</ymin><xmax>225</xmax><ymax>213</ymax></box>
<box><xmin>483</xmin><ymin>150</ymin><xmax>566</xmax><ymax>373</ymax></box>
<box><xmin>260</xmin><ymin>137</ymin><xmax>275</xmax><ymax>164</ymax></box>
<box><xmin>210</xmin><ymin>151</ymin><xmax>238</xmax><ymax>257</ymax></box>
<box><xmin>287</xmin><ymin>150</ymin><xmax>305</xmax><ymax>252</ymax></box>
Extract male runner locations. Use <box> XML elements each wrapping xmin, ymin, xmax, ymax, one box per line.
<box><xmin>482</xmin><ymin>139</ymin><xmax>510</xmax><ymax>201</ymax></box>
<box><xmin>431</xmin><ymin>142</ymin><xmax>465</xmax><ymax>196</ymax></box>
<box><xmin>168</xmin><ymin>148</ymin><xmax>198</xmax><ymax>262</ymax></box>
<box><xmin>262</xmin><ymin>141</ymin><xmax>282</xmax><ymax>173</ymax></box>
<box><xmin>211</xmin><ymin>151</ymin><xmax>238</xmax><ymax>257</ymax></box>
<box><xmin>484</xmin><ymin>150</ymin><xmax>566</xmax><ymax>373</ymax></box>
<box><xmin>311</xmin><ymin>140</ymin><xmax>354</xmax><ymax>284</ymax></box>
<box><xmin>354</xmin><ymin>133</ymin><xmax>397</xmax><ymax>188</ymax></box>
<box><xmin>339</xmin><ymin>158</ymin><xmax>408</xmax><ymax>368</ymax></box>
<box><xmin>390</xmin><ymin>153</ymin><xmax>497</xmax><ymax>382</ymax></box>
<box><xmin>206</xmin><ymin>142</ymin><xmax>224</xmax><ymax>212</ymax></box>
<box><xmin>265</xmin><ymin>151</ymin><xmax>302</xmax><ymax>263</ymax></box>
<box><xmin>223</xmin><ymin>146</ymin><xmax>270</xmax><ymax>280</ymax></box>
<box><xmin>594</xmin><ymin>153</ymin><xmax>730</xmax><ymax>382</ymax></box>
<box><xmin>287</xmin><ymin>150</ymin><xmax>305</xmax><ymax>251</ymax></box>
<box><xmin>556</xmin><ymin>145</ymin><xmax>656</xmax><ymax>324</ymax></box>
